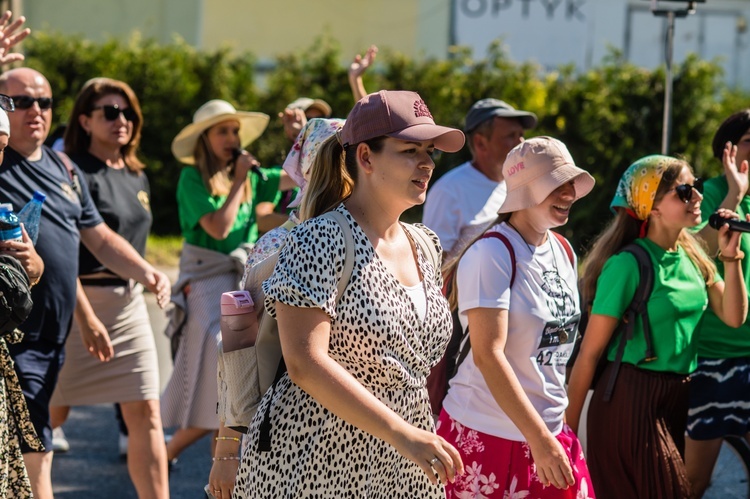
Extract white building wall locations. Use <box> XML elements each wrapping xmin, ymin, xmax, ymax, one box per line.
<box><xmin>453</xmin><ymin>0</ymin><xmax>750</xmax><ymax>88</ymax></box>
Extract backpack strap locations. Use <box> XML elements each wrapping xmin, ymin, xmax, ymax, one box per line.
<box><xmin>602</xmin><ymin>242</ymin><xmax>656</xmax><ymax>401</ymax></box>
<box><xmin>450</xmin><ymin>231</ymin><xmax>517</xmax><ymax>376</ymax></box>
<box><xmin>55</xmin><ymin>151</ymin><xmax>83</xmax><ymax>198</ymax></box>
<box><xmin>550</xmin><ymin>231</ymin><xmax>575</xmax><ymax>267</ymax></box>
<box><xmin>480</xmin><ymin>231</ymin><xmax>516</xmax><ymax>287</ymax></box>
<box><xmin>257</xmin><ymin>209</ymin><xmax>356</xmax><ymax>452</ymax></box>
<box><xmin>402</xmin><ymin>224</ymin><xmax>440</xmax><ymax>277</ymax></box>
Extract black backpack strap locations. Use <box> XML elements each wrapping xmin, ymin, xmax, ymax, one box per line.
<box><xmin>602</xmin><ymin>243</ymin><xmax>656</xmax><ymax>401</ymax></box>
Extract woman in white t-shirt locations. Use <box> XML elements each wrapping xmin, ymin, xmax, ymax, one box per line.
<box><xmin>437</xmin><ymin>137</ymin><xmax>596</xmax><ymax>498</ymax></box>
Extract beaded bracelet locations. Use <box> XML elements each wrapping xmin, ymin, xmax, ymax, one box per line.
<box><xmin>212</xmin><ymin>456</ymin><xmax>240</xmax><ymax>462</ymax></box>
<box><xmin>718</xmin><ymin>250</ymin><xmax>745</xmax><ymax>262</ymax></box>
<box><xmin>215</xmin><ymin>436</ymin><xmax>241</xmax><ymax>442</ymax></box>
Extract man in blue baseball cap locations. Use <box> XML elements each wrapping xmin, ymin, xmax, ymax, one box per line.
<box><xmin>423</xmin><ymin>98</ymin><xmax>537</xmax><ymax>263</ymax></box>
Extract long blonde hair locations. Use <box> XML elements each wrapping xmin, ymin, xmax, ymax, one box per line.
<box><xmin>580</xmin><ymin>159</ymin><xmax>716</xmax><ymax>305</ymax></box>
<box><xmin>298</xmin><ymin>135</ymin><xmax>385</xmax><ymax>220</ymax></box>
<box><xmin>193</xmin><ymin>132</ymin><xmax>251</xmax><ymax>203</ymax></box>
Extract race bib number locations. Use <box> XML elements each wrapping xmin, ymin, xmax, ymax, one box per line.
<box><xmin>535</xmin><ymin>314</ymin><xmax>580</xmax><ymax>367</ymax></box>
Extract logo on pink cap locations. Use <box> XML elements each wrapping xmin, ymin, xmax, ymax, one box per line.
<box><xmin>413</xmin><ymin>99</ymin><xmax>433</xmax><ymax>119</ymax></box>
<box><xmin>507</xmin><ymin>161</ymin><xmax>525</xmax><ymax>176</ymax></box>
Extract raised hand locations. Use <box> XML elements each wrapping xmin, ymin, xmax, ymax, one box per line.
<box><xmin>349</xmin><ymin>45</ymin><xmax>378</xmax><ymax>80</ymax></box>
<box><xmin>0</xmin><ymin>11</ymin><xmax>30</xmax><ymax>65</ymax></box>
<box><xmin>723</xmin><ymin>141</ymin><xmax>750</xmax><ymax>200</ymax></box>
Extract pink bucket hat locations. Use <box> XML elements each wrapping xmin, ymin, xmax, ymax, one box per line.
<box><xmin>498</xmin><ymin>136</ymin><xmax>595</xmax><ymax>213</ymax></box>
<box><xmin>282</xmin><ymin>118</ymin><xmax>345</xmax><ymax>208</ymax></box>
<box><xmin>340</xmin><ymin>90</ymin><xmax>465</xmax><ymax>153</ymax></box>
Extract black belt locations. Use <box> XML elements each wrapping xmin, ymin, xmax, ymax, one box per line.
<box><xmin>79</xmin><ymin>277</ymin><xmax>130</xmax><ymax>287</ymax></box>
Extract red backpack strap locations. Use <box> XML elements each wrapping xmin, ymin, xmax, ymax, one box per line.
<box><xmin>550</xmin><ymin>231</ymin><xmax>575</xmax><ymax>267</ymax></box>
<box><xmin>480</xmin><ymin>232</ymin><xmax>516</xmax><ymax>287</ymax></box>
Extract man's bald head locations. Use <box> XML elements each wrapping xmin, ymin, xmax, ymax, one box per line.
<box><xmin>0</xmin><ymin>67</ymin><xmax>53</xmax><ymax>159</ymax></box>
<box><xmin>0</xmin><ymin>67</ymin><xmax>51</xmax><ymax>94</ymax></box>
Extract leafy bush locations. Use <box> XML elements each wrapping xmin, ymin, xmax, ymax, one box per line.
<box><xmin>23</xmin><ymin>32</ymin><xmax>749</xmax><ymax>251</ymax></box>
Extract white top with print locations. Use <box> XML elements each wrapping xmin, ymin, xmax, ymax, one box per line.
<box><xmin>443</xmin><ymin>222</ymin><xmax>580</xmax><ymax>440</ymax></box>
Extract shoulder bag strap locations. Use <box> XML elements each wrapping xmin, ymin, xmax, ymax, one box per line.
<box><xmin>402</xmin><ymin>224</ymin><xmax>440</xmax><ymax>274</ymax></box>
<box><xmin>320</xmin><ymin>210</ymin><xmax>355</xmax><ymax>302</ymax></box>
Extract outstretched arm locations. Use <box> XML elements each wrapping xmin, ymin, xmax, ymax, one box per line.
<box><xmin>80</xmin><ymin>224</ymin><xmax>170</xmax><ymax>309</ymax></box>
<box><xmin>565</xmin><ymin>314</ymin><xmax>619</xmax><ymax>434</ymax></box>
<box><xmin>697</xmin><ymin>142</ymin><xmax>749</xmax><ymax>256</ymax></box>
<box><xmin>469</xmin><ymin>307</ymin><xmax>575</xmax><ymax>490</ymax></box>
<box><xmin>706</xmin><ymin>209</ymin><xmax>748</xmax><ymax>328</ymax></box>
<box><xmin>348</xmin><ymin>45</ymin><xmax>377</xmax><ymax>102</ymax></box>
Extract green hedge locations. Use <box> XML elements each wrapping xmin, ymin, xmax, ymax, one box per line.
<box><xmin>23</xmin><ymin>32</ymin><xmax>749</xmax><ymax>251</ymax></box>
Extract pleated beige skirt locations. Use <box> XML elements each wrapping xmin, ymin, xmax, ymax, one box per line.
<box><xmin>50</xmin><ymin>283</ymin><xmax>160</xmax><ymax>405</ymax></box>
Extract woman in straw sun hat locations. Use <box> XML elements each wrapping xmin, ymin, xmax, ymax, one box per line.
<box><xmin>161</xmin><ymin>99</ymin><xmax>294</xmax><ymax>465</ymax></box>
<box><xmin>437</xmin><ymin>136</ymin><xmax>597</xmax><ymax>498</ymax></box>
<box><xmin>567</xmin><ymin>155</ymin><xmax>747</xmax><ymax>498</ymax></box>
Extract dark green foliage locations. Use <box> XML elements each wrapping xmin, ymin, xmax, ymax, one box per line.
<box><xmin>23</xmin><ymin>32</ymin><xmax>749</xmax><ymax>251</ymax></box>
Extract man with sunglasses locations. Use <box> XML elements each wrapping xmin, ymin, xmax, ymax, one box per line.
<box><xmin>0</xmin><ymin>67</ymin><xmax>172</xmax><ymax>499</ymax></box>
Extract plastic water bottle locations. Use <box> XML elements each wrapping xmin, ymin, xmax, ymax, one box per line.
<box><xmin>220</xmin><ymin>290</ymin><xmax>258</xmax><ymax>352</ymax></box>
<box><xmin>0</xmin><ymin>204</ymin><xmax>22</xmax><ymax>243</ymax></box>
<box><xmin>18</xmin><ymin>191</ymin><xmax>46</xmax><ymax>245</ymax></box>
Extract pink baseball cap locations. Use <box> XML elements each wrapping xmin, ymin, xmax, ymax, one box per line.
<box><xmin>340</xmin><ymin>90</ymin><xmax>465</xmax><ymax>152</ymax></box>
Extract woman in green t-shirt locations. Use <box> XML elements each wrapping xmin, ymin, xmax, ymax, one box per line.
<box><xmin>687</xmin><ymin>109</ymin><xmax>750</xmax><ymax>497</ymax></box>
<box><xmin>566</xmin><ymin>155</ymin><xmax>747</xmax><ymax>498</ymax></box>
<box><xmin>161</xmin><ymin>99</ymin><xmax>294</xmax><ymax>466</ymax></box>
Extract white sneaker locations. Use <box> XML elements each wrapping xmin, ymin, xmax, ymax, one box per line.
<box><xmin>118</xmin><ymin>432</ymin><xmax>128</xmax><ymax>457</ymax></box>
<box><xmin>52</xmin><ymin>427</ymin><xmax>70</xmax><ymax>453</ymax></box>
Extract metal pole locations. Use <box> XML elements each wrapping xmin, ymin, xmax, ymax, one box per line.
<box><xmin>662</xmin><ymin>10</ymin><xmax>675</xmax><ymax>156</ymax></box>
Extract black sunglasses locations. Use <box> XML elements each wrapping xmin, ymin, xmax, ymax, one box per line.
<box><xmin>0</xmin><ymin>93</ymin><xmax>15</xmax><ymax>112</ymax></box>
<box><xmin>672</xmin><ymin>178</ymin><xmax>704</xmax><ymax>203</ymax></box>
<box><xmin>11</xmin><ymin>95</ymin><xmax>53</xmax><ymax>110</ymax></box>
<box><xmin>92</xmin><ymin>104</ymin><xmax>137</xmax><ymax>122</ymax></box>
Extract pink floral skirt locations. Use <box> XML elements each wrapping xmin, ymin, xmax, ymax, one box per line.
<box><xmin>437</xmin><ymin>410</ymin><xmax>595</xmax><ymax>498</ymax></box>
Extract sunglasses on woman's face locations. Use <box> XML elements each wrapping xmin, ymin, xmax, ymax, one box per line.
<box><xmin>92</xmin><ymin>104</ymin><xmax>137</xmax><ymax>122</ymax></box>
<box><xmin>0</xmin><ymin>93</ymin><xmax>15</xmax><ymax>112</ymax></box>
<box><xmin>671</xmin><ymin>178</ymin><xmax>704</xmax><ymax>203</ymax></box>
<box><xmin>11</xmin><ymin>95</ymin><xmax>53</xmax><ymax>110</ymax></box>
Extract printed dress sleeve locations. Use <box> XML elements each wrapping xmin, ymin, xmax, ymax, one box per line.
<box><xmin>262</xmin><ymin>215</ymin><xmax>347</xmax><ymax>320</ymax></box>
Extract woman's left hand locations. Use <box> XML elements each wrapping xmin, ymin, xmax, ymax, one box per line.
<box><xmin>715</xmin><ymin>208</ymin><xmax>747</xmax><ymax>257</ymax></box>
<box><xmin>208</xmin><ymin>458</ymin><xmax>239</xmax><ymax>499</ymax></box>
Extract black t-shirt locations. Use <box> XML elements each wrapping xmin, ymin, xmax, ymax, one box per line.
<box><xmin>70</xmin><ymin>152</ymin><xmax>152</xmax><ymax>275</ymax></box>
<box><xmin>0</xmin><ymin>146</ymin><xmax>103</xmax><ymax>344</ymax></box>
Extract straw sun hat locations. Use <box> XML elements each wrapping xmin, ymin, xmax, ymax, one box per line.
<box><xmin>171</xmin><ymin>99</ymin><xmax>270</xmax><ymax>164</ymax></box>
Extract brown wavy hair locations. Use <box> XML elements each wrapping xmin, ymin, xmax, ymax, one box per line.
<box><xmin>64</xmin><ymin>77</ymin><xmax>145</xmax><ymax>172</ymax></box>
<box><xmin>580</xmin><ymin>158</ymin><xmax>716</xmax><ymax>305</ymax></box>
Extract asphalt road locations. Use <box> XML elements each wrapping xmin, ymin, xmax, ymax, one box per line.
<box><xmin>51</xmin><ymin>268</ymin><xmax>213</xmax><ymax>499</ymax></box>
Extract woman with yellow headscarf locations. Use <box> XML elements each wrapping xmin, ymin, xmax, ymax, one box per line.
<box><xmin>566</xmin><ymin>155</ymin><xmax>748</xmax><ymax>498</ymax></box>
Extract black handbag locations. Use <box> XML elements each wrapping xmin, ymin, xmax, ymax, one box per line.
<box><xmin>0</xmin><ymin>254</ymin><xmax>34</xmax><ymax>333</ymax></box>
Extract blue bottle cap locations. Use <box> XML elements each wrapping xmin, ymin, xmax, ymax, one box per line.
<box><xmin>33</xmin><ymin>191</ymin><xmax>46</xmax><ymax>202</ymax></box>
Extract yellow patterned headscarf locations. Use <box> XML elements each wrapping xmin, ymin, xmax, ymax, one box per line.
<box><xmin>610</xmin><ymin>155</ymin><xmax>673</xmax><ymax>220</ymax></box>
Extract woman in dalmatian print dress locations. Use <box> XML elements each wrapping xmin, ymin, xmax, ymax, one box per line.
<box><xmin>232</xmin><ymin>90</ymin><xmax>466</xmax><ymax>498</ymax></box>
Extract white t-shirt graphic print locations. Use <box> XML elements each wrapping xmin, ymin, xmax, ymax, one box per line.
<box><xmin>442</xmin><ymin>222</ymin><xmax>580</xmax><ymax>440</ymax></box>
